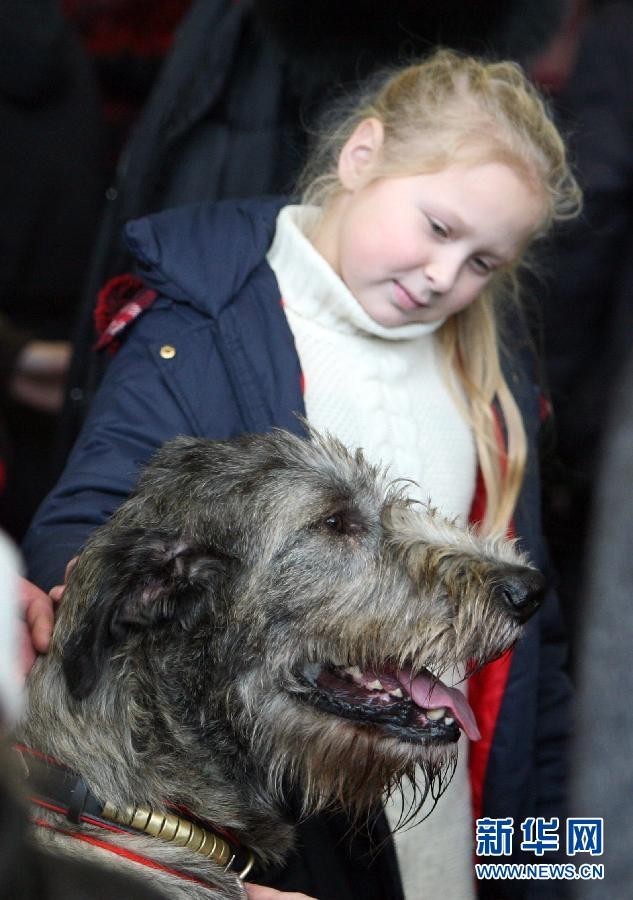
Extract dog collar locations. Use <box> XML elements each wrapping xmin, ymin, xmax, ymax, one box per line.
<box><xmin>14</xmin><ymin>744</ymin><xmax>255</xmax><ymax>880</ymax></box>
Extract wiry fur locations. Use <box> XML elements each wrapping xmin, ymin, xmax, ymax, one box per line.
<box><xmin>18</xmin><ymin>430</ymin><xmax>544</xmax><ymax>898</ymax></box>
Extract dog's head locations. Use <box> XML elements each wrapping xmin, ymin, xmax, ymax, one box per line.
<box><xmin>56</xmin><ymin>430</ymin><xmax>543</xmax><ymax>817</ymax></box>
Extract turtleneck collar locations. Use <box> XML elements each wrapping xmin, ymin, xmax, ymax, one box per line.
<box><xmin>267</xmin><ymin>205</ymin><xmax>446</xmax><ymax>342</ymax></box>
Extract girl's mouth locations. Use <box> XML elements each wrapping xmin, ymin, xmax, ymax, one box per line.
<box><xmin>392</xmin><ymin>280</ymin><xmax>431</xmax><ymax>311</ymax></box>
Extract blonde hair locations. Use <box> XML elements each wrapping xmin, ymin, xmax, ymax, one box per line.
<box><xmin>299</xmin><ymin>49</ymin><xmax>582</xmax><ymax>535</ymax></box>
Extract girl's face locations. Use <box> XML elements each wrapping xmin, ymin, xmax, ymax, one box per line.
<box><xmin>312</xmin><ymin>123</ymin><xmax>545</xmax><ymax>327</ymax></box>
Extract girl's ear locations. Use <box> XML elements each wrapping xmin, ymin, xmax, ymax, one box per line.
<box><xmin>338</xmin><ymin>117</ymin><xmax>384</xmax><ymax>190</ymax></box>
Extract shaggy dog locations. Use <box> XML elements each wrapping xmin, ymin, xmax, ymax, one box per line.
<box><xmin>17</xmin><ymin>430</ymin><xmax>543</xmax><ymax>898</ymax></box>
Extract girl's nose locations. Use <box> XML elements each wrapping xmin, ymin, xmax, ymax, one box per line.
<box><xmin>424</xmin><ymin>249</ymin><xmax>462</xmax><ymax>293</ymax></box>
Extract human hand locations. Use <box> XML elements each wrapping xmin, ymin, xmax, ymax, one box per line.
<box><xmin>9</xmin><ymin>339</ymin><xmax>72</xmax><ymax>413</ymax></box>
<box><xmin>245</xmin><ymin>886</ymin><xmax>316</xmax><ymax>900</ymax></box>
<box><xmin>20</xmin><ymin>557</ymin><xmax>76</xmax><ymax>674</ymax></box>
<box><xmin>20</xmin><ymin>576</ymin><xmax>55</xmax><ymax>674</ymax></box>
<box><xmin>48</xmin><ymin>555</ymin><xmax>77</xmax><ymax>606</ymax></box>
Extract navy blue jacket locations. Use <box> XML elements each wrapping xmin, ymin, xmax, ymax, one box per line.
<box><xmin>23</xmin><ymin>198</ymin><xmax>571</xmax><ymax>898</ymax></box>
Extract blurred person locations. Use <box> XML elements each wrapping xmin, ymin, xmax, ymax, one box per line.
<box><xmin>0</xmin><ymin>315</ymin><xmax>71</xmax><ymax>415</ymax></box>
<box><xmin>0</xmin><ymin>314</ymin><xmax>71</xmax><ymax>538</ymax></box>
<box><xmin>535</xmin><ymin>0</ymin><xmax>633</xmax><ymax>658</ymax></box>
<box><xmin>571</xmin><ymin>347</ymin><xmax>633</xmax><ymax>897</ymax></box>
<box><xmin>0</xmin><ymin>532</ymin><xmax>23</xmax><ymax>719</ymax></box>
<box><xmin>61</xmin><ymin>0</ymin><xmax>193</xmax><ymax>175</ymax></box>
<box><xmin>0</xmin><ymin>0</ymin><xmax>105</xmax><ymax>538</ymax></box>
<box><xmin>0</xmin><ymin>1</ymin><xmax>192</xmax><ymax>538</ymax></box>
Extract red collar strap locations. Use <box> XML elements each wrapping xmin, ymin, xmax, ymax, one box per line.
<box><xmin>33</xmin><ymin>815</ymin><xmax>217</xmax><ymax>890</ymax></box>
<box><xmin>15</xmin><ymin>745</ymin><xmax>254</xmax><ymax>882</ymax></box>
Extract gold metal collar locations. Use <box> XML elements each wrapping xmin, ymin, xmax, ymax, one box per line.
<box><xmin>101</xmin><ymin>801</ymin><xmax>255</xmax><ymax>880</ymax></box>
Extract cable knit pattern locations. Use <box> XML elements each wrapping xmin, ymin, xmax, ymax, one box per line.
<box><xmin>267</xmin><ymin>205</ymin><xmax>477</xmax><ymax>900</ymax></box>
<box><xmin>267</xmin><ymin>206</ymin><xmax>476</xmax><ymax>519</ymax></box>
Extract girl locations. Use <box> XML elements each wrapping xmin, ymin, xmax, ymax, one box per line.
<box><xmin>23</xmin><ymin>50</ymin><xmax>580</xmax><ymax>900</ymax></box>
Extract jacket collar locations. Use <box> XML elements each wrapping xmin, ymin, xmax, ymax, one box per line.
<box><xmin>124</xmin><ymin>197</ymin><xmax>286</xmax><ymax>319</ymax></box>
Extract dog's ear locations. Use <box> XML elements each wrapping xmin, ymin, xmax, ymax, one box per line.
<box><xmin>62</xmin><ymin>529</ymin><xmax>233</xmax><ymax>700</ymax></box>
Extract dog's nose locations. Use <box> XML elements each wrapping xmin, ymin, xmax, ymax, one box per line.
<box><xmin>498</xmin><ymin>569</ymin><xmax>546</xmax><ymax>623</ymax></box>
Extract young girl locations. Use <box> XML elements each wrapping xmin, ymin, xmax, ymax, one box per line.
<box><xmin>23</xmin><ymin>49</ymin><xmax>580</xmax><ymax>899</ymax></box>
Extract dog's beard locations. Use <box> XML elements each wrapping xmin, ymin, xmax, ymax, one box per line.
<box><xmin>242</xmin><ymin>688</ymin><xmax>458</xmax><ymax>821</ymax></box>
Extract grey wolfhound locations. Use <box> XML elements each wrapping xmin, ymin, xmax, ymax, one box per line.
<box><xmin>16</xmin><ymin>430</ymin><xmax>544</xmax><ymax>898</ymax></box>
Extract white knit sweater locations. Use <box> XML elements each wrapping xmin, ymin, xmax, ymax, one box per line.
<box><xmin>267</xmin><ymin>205</ymin><xmax>477</xmax><ymax>900</ymax></box>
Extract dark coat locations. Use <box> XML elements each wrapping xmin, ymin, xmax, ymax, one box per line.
<box><xmin>24</xmin><ymin>198</ymin><xmax>572</xmax><ymax>898</ymax></box>
<box><xmin>0</xmin><ymin>0</ymin><xmax>105</xmax><ymax>339</ymax></box>
<box><xmin>0</xmin><ymin>0</ymin><xmax>106</xmax><ymax>540</ymax></box>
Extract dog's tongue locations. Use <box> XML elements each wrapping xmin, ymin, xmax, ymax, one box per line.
<box><xmin>397</xmin><ymin>670</ymin><xmax>481</xmax><ymax>742</ymax></box>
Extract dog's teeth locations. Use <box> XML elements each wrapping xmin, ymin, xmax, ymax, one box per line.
<box><xmin>366</xmin><ymin>679</ymin><xmax>384</xmax><ymax>691</ymax></box>
<box><xmin>388</xmin><ymin>688</ymin><xmax>404</xmax><ymax>698</ymax></box>
<box><xmin>344</xmin><ymin>666</ymin><xmax>363</xmax><ymax>682</ymax></box>
<box><xmin>426</xmin><ymin>707</ymin><xmax>447</xmax><ymax>720</ymax></box>
<box><xmin>444</xmin><ymin>716</ymin><xmax>455</xmax><ymax>726</ymax></box>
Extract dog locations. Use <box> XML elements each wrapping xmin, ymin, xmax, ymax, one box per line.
<box><xmin>16</xmin><ymin>429</ymin><xmax>544</xmax><ymax>898</ymax></box>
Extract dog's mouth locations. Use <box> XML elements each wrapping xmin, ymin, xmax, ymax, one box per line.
<box><xmin>298</xmin><ymin>663</ymin><xmax>480</xmax><ymax>744</ymax></box>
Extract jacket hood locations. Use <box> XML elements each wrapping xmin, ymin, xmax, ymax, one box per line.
<box><xmin>124</xmin><ymin>197</ymin><xmax>285</xmax><ymax>318</ymax></box>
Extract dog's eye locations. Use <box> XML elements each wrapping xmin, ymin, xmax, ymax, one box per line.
<box><xmin>325</xmin><ymin>514</ymin><xmax>345</xmax><ymax>533</ymax></box>
<box><xmin>323</xmin><ymin>513</ymin><xmax>364</xmax><ymax>535</ymax></box>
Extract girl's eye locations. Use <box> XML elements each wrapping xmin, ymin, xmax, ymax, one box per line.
<box><xmin>427</xmin><ymin>216</ymin><xmax>449</xmax><ymax>238</ymax></box>
<box><xmin>470</xmin><ymin>256</ymin><xmax>494</xmax><ymax>275</ymax></box>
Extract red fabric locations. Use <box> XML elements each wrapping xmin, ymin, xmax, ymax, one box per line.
<box><xmin>468</xmin><ymin>649</ymin><xmax>514</xmax><ymax>821</ymax></box>
<box><xmin>93</xmin><ymin>274</ymin><xmax>158</xmax><ymax>354</ymax></box>
<box><xmin>539</xmin><ymin>393</ymin><xmax>553</xmax><ymax>422</ymax></box>
<box><xmin>62</xmin><ymin>0</ymin><xmax>192</xmax><ymax>57</ymax></box>
<box><xmin>467</xmin><ymin>413</ymin><xmax>516</xmax><ymax>821</ymax></box>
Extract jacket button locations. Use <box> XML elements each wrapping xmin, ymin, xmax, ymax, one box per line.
<box><xmin>159</xmin><ymin>345</ymin><xmax>176</xmax><ymax>359</ymax></box>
